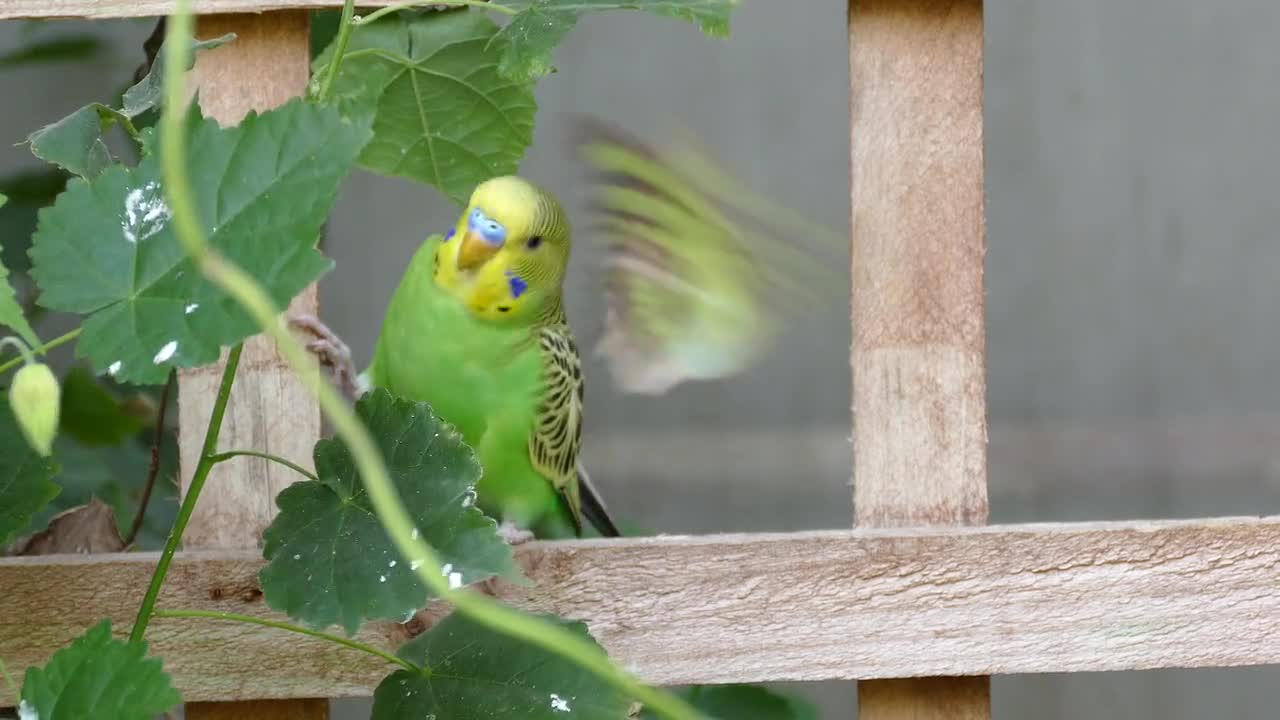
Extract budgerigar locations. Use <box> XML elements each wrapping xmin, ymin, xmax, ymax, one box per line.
<box><xmin>569</xmin><ymin>115</ymin><xmax>845</xmax><ymax>395</ymax></box>
<box><xmin>293</xmin><ymin>175</ymin><xmax>620</xmax><ymax>542</ymax></box>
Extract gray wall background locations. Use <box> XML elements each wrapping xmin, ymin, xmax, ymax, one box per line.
<box><xmin>5</xmin><ymin>0</ymin><xmax>1280</xmax><ymax>716</ymax></box>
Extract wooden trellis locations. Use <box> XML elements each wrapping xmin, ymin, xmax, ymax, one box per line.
<box><xmin>2</xmin><ymin>2</ymin><xmax>1276</xmax><ymax>720</ymax></box>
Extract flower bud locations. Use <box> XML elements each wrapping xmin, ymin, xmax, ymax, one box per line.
<box><xmin>10</xmin><ymin>361</ymin><xmax>60</xmax><ymax>457</ymax></box>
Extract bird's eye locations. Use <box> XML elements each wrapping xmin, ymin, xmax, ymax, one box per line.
<box><xmin>527</xmin><ymin>235</ymin><xmax>543</xmax><ymax>249</ymax></box>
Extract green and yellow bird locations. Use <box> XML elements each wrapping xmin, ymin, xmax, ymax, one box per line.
<box><xmin>293</xmin><ymin>175</ymin><xmax>619</xmax><ymax>542</ymax></box>
<box><xmin>293</xmin><ymin>118</ymin><xmax>839</xmax><ymax>541</ymax></box>
<box><xmin>568</xmin><ymin>115</ymin><xmax>846</xmax><ymax>395</ymax></box>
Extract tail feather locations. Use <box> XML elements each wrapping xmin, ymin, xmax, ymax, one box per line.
<box><xmin>577</xmin><ymin>461</ymin><xmax>622</xmax><ymax>538</ymax></box>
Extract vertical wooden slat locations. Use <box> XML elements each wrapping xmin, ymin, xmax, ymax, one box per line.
<box><xmin>186</xmin><ymin>699</ymin><xmax>331</xmax><ymax>720</ymax></box>
<box><xmin>849</xmin><ymin>0</ymin><xmax>990</xmax><ymax>718</ymax></box>
<box><xmin>177</xmin><ymin>12</ymin><xmax>327</xmax><ymax>720</ymax></box>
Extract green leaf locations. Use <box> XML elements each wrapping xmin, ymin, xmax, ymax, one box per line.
<box><xmin>24</xmin><ymin>34</ymin><xmax>236</xmax><ymax>181</ymax></box>
<box><xmin>0</xmin><ymin>241</ymin><xmax>39</xmax><ymax>348</ymax></box>
<box><xmin>0</xmin><ymin>394</ymin><xmax>60</xmax><ymax>547</ymax></box>
<box><xmin>29</xmin><ymin>98</ymin><xmax>370</xmax><ymax>385</ymax></box>
<box><xmin>494</xmin><ymin>0</ymin><xmax>737</xmax><ymax>81</ymax></box>
<box><xmin>0</xmin><ymin>33</ymin><xmax>106</xmax><ymax>68</ymax></box>
<box><xmin>642</xmin><ymin>685</ymin><xmax>819</xmax><ymax>720</ymax></box>
<box><xmin>119</xmin><ymin>33</ymin><xmax>236</xmax><ymax>119</ymax></box>
<box><xmin>20</xmin><ymin>619</ymin><xmax>181</xmax><ymax>719</ymax></box>
<box><xmin>59</xmin><ymin>366</ymin><xmax>147</xmax><ymax>446</ymax></box>
<box><xmin>316</xmin><ymin>10</ymin><xmax>537</xmax><ymax>204</ymax></box>
<box><xmin>372</xmin><ymin>611</ymin><xmax>631</xmax><ymax>719</ymax></box>
<box><xmin>261</xmin><ymin>389</ymin><xmax>517</xmax><ymax>635</ymax></box>
<box><xmin>27</xmin><ymin>104</ymin><xmax>122</xmax><ymax>179</ymax></box>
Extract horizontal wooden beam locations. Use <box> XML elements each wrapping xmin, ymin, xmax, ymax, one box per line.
<box><xmin>1</xmin><ymin>0</ymin><xmax>387</xmax><ymax>20</ymax></box>
<box><xmin>3</xmin><ymin>516</ymin><xmax>1280</xmax><ymax>703</ymax></box>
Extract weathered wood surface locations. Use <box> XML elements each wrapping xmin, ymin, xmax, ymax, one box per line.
<box><xmin>849</xmin><ymin>0</ymin><xmax>988</xmax><ymax>529</ymax></box>
<box><xmin>176</xmin><ymin>11</ymin><xmax>326</xmax><ymax>719</ymax></box>
<box><xmin>849</xmin><ymin>0</ymin><xmax>989</xmax><ymax>715</ymax></box>
<box><xmin>3</xmin><ymin>518</ymin><xmax>1280</xmax><ymax>704</ymax></box>
<box><xmin>859</xmin><ymin>679</ymin><xmax>992</xmax><ymax>720</ymax></box>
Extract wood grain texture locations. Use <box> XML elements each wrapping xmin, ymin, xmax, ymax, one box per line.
<box><xmin>174</xmin><ymin>12</ymin><xmax>325</xmax><ymax>720</ymax></box>
<box><xmin>859</xmin><ymin>679</ymin><xmax>991</xmax><ymax>720</ymax></box>
<box><xmin>849</xmin><ymin>0</ymin><xmax>988</xmax><ymax>716</ymax></box>
<box><xmin>4</xmin><ymin>518</ymin><xmax>1280</xmax><ymax>704</ymax></box>
<box><xmin>850</xmin><ymin>0</ymin><xmax>987</xmax><ymax>529</ymax></box>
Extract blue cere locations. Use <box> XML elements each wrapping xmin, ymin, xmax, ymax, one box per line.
<box><xmin>468</xmin><ymin>207</ymin><xmax>507</xmax><ymax>246</ymax></box>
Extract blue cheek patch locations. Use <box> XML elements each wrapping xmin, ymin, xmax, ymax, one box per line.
<box><xmin>444</xmin><ymin>227</ymin><xmax>455</xmax><ymax>241</ymax></box>
<box><xmin>505</xmin><ymin>271</ymin><xmax>528</xmax><ymax>299</ymax></box>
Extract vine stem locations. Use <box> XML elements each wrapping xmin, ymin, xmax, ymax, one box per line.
<box><xmin>355</xmin><ymin>0</ymin><xmax>517</xmax><ymax>27</ymax></box>
<box><xmin>153</xmin><ymin>609</ymin><xmax>414</xmax><ymax>672</ymax></box>
<box><xmin>125</xmin><ymin>368</ymin><xmax>177</xmax><ymax>548</ymax></box>
<box><xmin>208</xmin><ymin>449</ymin><xmax>318</xmax><ymax>481</ymax></box>
<box><xmin>0</xmin><ymin>327</ymin><xmax>81</xmax><ymax>376</ymax></box>
<box><xmin>118</xmin><ymin>116</ymin><xmax>143</xmax><ymax>142</ymax></box>
<box><xmin>0</xmin><ymin>336</ymin><xmax>35</xmax><ymax>366</ymax></box>
<box><xmin>160</xmin><ymin>5</ymin><xmax>701</xmax><ymax>720</ymax></box>
<box><xmin>315</xmin><ymin>0</ymin><xmax>357</xmax><ymax>103</ymax></box>
<box><xmin>128</xmin><ymin>343</ymin><xmax>243</xmax><ymax>644</ymax></box>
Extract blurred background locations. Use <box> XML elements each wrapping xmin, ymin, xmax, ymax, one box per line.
<box><xmin>4</xmin><ymin>0</ymin><xmax>1280</xmax><ymax>716</ymax></box>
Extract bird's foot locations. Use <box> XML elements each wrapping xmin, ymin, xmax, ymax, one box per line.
<box><xmin>288</xmin><ymin>313</ymin><xmax>362</xmax><ymax>402</ymax></box>
<box><xmin>497</xmin><ymin>519</ymin><xmax>535</xmax><ymax>546</ymax></box>
<box><xmin>477</xmin><ymin>521</ymin><xmax>534</xmax><ymax>597</ymax></box>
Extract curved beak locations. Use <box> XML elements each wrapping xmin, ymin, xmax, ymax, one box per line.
<box><xmin>457</xmin><ymin>229</ymin><xmax>500</xmax><ymax>271</ymax></box>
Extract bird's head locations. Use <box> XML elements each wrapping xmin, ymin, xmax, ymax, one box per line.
<box><xmin>435</xmin><ymin>175</ymin><xmax>571</xmax><ymax>323</ymax></box>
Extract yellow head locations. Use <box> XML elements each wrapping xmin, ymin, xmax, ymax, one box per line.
<box><xmin>433</xmin><ymin>176</ymin><xmax>571</xmax><ymax>324</ymax></box>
